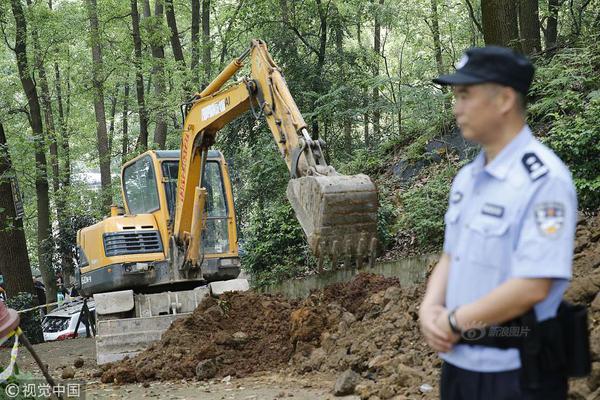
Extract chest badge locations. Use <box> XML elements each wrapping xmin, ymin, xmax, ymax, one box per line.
<box><xmin>481</xmin><ymin>203</ymin><xmax>505</xmax><ymax>218</ymax></box>
<box><xmin>535</xmin><ymin>202</ymin><xmax>565</xmax><ymax>237</ymax></box>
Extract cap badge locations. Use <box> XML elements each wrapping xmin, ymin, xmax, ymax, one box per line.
<box><xmin>455</xmin><ymin>55</ymin><xmax>469</xmax><ymax>70</ymax></box>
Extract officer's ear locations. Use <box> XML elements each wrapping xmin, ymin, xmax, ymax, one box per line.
<box><xmin>494</xmin><ymin>86</ymin><xmax>519</xmax><ymax>116</ymax></box>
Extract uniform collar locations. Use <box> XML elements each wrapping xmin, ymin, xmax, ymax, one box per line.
<box><xmin>471</xmin><ymin>125</ymin><xmax>533</xmax><ymax>180</ymax></box>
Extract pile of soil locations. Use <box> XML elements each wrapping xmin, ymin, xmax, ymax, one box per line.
<box><xmin>100</xmin><ymin>274</ymin><xmax>403</xmax><ymax>386</ymax></box>
<box><xmin>102</xmin><ymin>214</ymin><xmax>600</xmax><ymax>400</ymax></box>
<box><xmin>564</xmin><ymin>214</ymin><xmax>600</xmax><ymax>399</ymax></box>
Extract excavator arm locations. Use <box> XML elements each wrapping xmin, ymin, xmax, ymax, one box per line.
<box><xmin>173</xmin><ymin>39</ymin><xmax>378</xmax><ymax>271</ymax></box>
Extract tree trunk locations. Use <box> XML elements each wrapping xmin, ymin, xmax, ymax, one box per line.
<box><xmin>28</xmin><ymin>0</ymin><xmax>76</xmax><ymax>283</ymax></box>
<box><xmin>333</xmin><ymin>7</ymin><xmax>352</xmax><ymax>155</ymax></box>
<box><xmin>191</xmin><ymin>0</ymin><xmax>200</xmax><ymax>82</ymax></box>
<box><xmin>85</xmin><ymin>0</ymin><xmax>112</xmax><ymax>211</ymax></box>
<box><xmin>54</xmin><ymin>64</ymin><xmax>70</xmax><ymax>187</ymax></box>
<box><xmin>372</xmin><ymin>0</ymin><xmax>384</xmax><ymax>145</ymax></box>
<box><xmin>122</xmin><ymin>82</ymin><xmax>130</xmax><ymax>163</ymax></box>
<box><xmin>518</xmin><ymin>0</ymin><xmax>542</xmax><ymax>55</ymax></box>
<box><xmin>147</xmin><ymin>0</ymin><xmax>168</xmax><ymax>149</ymax></box>
<box><xmin>131</xmin><ymin>0</ymin><xmax>149</xmax><ymax>150</ymax></box>
<box><xmin>545</xmin><ymin>0</ymin><xmax>559</xmax><ymax>49</ymax></box>
<box><xmin>310</xmin><ymin>0</ymin><xmax>329</xmax><ymax>140</ymax></box>
<box><xmin>0</xmin><ymin>123</ymin><xmax>36</xmax><ymax>298</ymax></box>
<box><xmin>481</xmin><ymin>0</ymin><xmax>519</xmax><ymax>50</ymax></box>
<box><xmin>108</xmin><ymin>85</ymin><xmax>118</xmax><ymax>156</ymax></box>
<box><xmin>165</xmin><ymin>0</ymin><xmax>185</xmax><ymax>65</ymax></box>
<box><xmin>201</xmin><ymin>0</ymin><xmax>211</xmax><ymax>84</ymax></box>
<box><xmin>363</xmin><ymin>88</ymin><xmax>370</xmax><ymax>148</ymax></box>
<box><xmin>10</xmin><ymin>0</ymin><xmax>57</xmax><ymax>304</ymax></box>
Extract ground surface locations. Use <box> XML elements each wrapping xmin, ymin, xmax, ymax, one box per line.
<box><xmin>0</xmin><ymin>338</ymin><xmax>340</xmax><ymax>399</ymax></box>
<box><xmin>1</xmin><ymin>214</ymin><xmax>599</xmax><ymax>400</ymax></box>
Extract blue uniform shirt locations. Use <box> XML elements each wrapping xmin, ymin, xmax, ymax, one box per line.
<box><xmin>441</xmin><ymin>125</ymin><xmax>577</xmax><ymax>372</ymax></box>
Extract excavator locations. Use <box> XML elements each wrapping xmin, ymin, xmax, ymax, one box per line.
<box><xmin>75</xmin><ymin>40</ymin><xmax>379</xmax><ymax>364</ymax></box>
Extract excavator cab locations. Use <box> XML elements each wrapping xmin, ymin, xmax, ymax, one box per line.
<box><xmin>76</xmin><ymin>150</ymin><xmax>241</xmax><ymax>297</ymax></box>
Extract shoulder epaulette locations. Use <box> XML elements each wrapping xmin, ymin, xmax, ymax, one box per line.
<box><xmin>521</xmin><ymin>152</ymin><xmax>548</xmax><ymax>181</ymax></box>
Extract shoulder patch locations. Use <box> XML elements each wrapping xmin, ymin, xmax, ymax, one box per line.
<box><xmin>534</xmin><ymin>202</ymin><xmax>565</xmax><ymax>238</ymax></box>
<box><xmin>521</xmin><ymin>152</ymin><xmax>549</xmax><ymax>181</ymax></box>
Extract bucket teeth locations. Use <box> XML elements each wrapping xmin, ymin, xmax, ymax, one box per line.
<box><xmin>286</xmin><ymin>174</ymin><xmax>379</xmax><ymax>269</ymax></box>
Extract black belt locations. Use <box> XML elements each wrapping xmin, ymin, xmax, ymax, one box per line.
<box><xmin>456</xmin><ymin>301</ymin><xmax>591</xmax><ymax>389</ymax></box>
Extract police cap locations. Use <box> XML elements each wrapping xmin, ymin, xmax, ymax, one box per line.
<box><xmin>433</xmin><ymin>46</ymin><xmax>535</xmax><ymax>95</ymax></box>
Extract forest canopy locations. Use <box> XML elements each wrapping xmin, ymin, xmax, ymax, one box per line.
<box><xmin>0</xmin><ymin>0</ymin><xmax>599</xmax><ymax>294</ymax></box>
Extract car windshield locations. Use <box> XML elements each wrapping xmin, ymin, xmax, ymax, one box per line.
<box><xmin>42</xmin><ymin>316</ymin><xmax>70</xmax><ymax>333</ymax></box>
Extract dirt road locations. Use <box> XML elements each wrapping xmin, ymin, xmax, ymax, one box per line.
<box><xmin>0</xmin><ymin>338</ymin><xmax>343</xmax><ymax>399</ymax></box>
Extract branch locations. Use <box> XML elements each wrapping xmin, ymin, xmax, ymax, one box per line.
<box><xmin>0</xmin><ymin>19</ymin><xmax>15</xmax><ymax>52</ymax></box>
<box><xmin>464</xmin><ymin>0</ymin><xmax>483</xmax><ymax>35</ymax></box>
<box><xmin>288</xmin><ymin>24</ymin><xmax>320</xmax><ymax>56</ymax></box>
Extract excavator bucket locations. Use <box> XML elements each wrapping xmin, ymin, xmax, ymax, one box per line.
<box><xmin>286</xmin><ymin>174</ymin><xmax>379</xmax><ymax>268</ymax></box>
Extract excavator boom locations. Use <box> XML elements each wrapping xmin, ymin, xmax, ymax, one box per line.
<box><xmin>176</xmin><ymin>40</ymin><xmax>379</xmax><ymax>268</ymax></box>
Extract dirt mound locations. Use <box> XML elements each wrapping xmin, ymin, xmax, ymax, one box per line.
<box><xmin>565</xmin><ymin>214</ymin><xmax>600</xmax><ymax>399</ymax></box>
<box><xmin>100</xmin><ymin>273</ymin><xmax>402</xmax><ymax>386</ymax></box>
<box><xmin>102</xmin><ymin>291</ymin><xmax>298</xmax><ymax>384</ymax></box>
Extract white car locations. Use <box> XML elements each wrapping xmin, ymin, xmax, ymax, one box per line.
<box><xmin>42</xmin><ymin>298</ymin><xmax>96</xmax><ymax>342</ymax></box>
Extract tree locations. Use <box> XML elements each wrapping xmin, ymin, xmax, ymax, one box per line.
<box><xmin>165</xmin><ymin>0</ymin><xmax>185</xmax><ymax>65</ymax></box>
<box><xmin>518</xmin><ymin>0</ymin><xmax>542</xmax><ymax>55</ymax></box>
<box><xmin>131</xmin><ymin>0</ymin><xmax>149</xmax><ymax>150</ymax></box>
<box><xmin>202</xmin><ymin>0</ymin><xmax>211</xmax><ymax>84</ymax></box>
<box><xmin>372</xmin><ymin>0</ymin><xmax>384</xmax><ymax>145</ymax></box>
<box><xmin>122</xmin><ymin>81</ymin><xmax>130</xmax><ymax>163</ymax></box>
<box><xmin>191</xmin><ymin>0</ymin><xmax>200</xmax><ymax>82</ymax></box>
<box><xmin>0</xmin><ymin>123</ymin><xmax>36</xmax><ymax>297</ymax></box>
<box><xmin>481</xmin><ymin>0</ymin><xmax>519</xmax><ymax>49</ymax></box>
<box><xmin>545</xmin><ymin>0</ymin><xmax>560</xmax><ymax>49</ymax></box>
<box><xmin>85</xmin><ymin>0</ymin><xmax>112</xmax><ymax>211</ymax></box>
<box><xmin>145</xmin><ymin>0</ymin><xmax>168</xmax><ymax>149</ymax></box>
<box><xmin>9</xmin><ymin>0</ymin><xmax>57</xmax><ymax>304</ymax></box>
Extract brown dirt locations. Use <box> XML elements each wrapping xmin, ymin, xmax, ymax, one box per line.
<box><xmin>100</xmin><ymin>214</ymin><xmax>600</xmax><ymax>400</ymax></box>
<box><xmin>564</xmin><ymin>214</ymin><xmax>600</xmax><ymax>399</ymax></box>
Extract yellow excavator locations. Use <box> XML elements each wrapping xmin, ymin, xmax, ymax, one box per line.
<box><xmin>75</xmin><ymin>40</ymin><xmax>378</xmax><ymax>364</ymax></box>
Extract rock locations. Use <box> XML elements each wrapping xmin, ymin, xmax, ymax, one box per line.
<box><xmin>91</xmin><ymin>369</ymin><xmax>103</xmax><ymax>378</ymax></box>
<box><xmin>393</xmin><ymin>364</ymin><xmax>425</xmax><ymax>387</ymax></box>
<box><xmin>334</xmin><ymin>369</ymin><xmax>360</xmax><ymax>396</ymax></box>
<box><xmin>355</xmin><ymin>382</ymin><xmax>377</xmax><ymax>399</ymax></box>
<box><xmin>73</xmin><ymin>357</ymin><xmax>84</xmax><ymax>369</ymax></box>
<box><xmin>384</xmin><ymin>287</ymin><xmax>402</xmax><ymax>303</ymax></box>
<box><xmin>233</xmin><ymin>331</ymin><xmax>249</xmax><ymax>344</ymax></box>
<box><xmin>61</xmin><ymin>367</ymin><xmax>75</xmax><ymax>379</ymax></box>
<box><xmin>419</xmin><ymin>383</ymin><xmax>433</xmax><ymax>393</ymax></box>
<box><xmin>342</xmin><ymin>312</ymin><xmax>357</xmax><ymax>325</ymax></box>
<box><xmin>195</xmin><ymin>359</ymin><xmax>217</xmax><ymax>380</ymax></box>
<box><xmin>377</xmin><ymin>385</ymin><xmax>396</xmax><ymax>399</ymax></box>
<box><xmin>367</xmin><ymin>354</ymin><xmax>391</xmax><ymax>371</ymax></box>
<box><xmin>205</xmin><ymin>305</ymin><xmax>224</xmax><ymax>318</ymax></box>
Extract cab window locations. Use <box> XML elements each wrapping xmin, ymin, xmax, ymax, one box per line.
<box><xmin>123</xmin><ymin>155</ymin><xmax>160</xmax><ymax>214</ymax></box>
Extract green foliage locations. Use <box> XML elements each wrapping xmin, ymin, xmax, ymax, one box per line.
<box><xmin>241</xmin><ymin>201</ymin><xmax>315</xmax><ymax>287</ymax></box>
<box><xmin>530</xmin><ymin>42</ymin><xmax>600</xmax><ymax>210</ymax></box>
<box><xmin>6</xmin><ymin>292</ymin><xmax>43</xmax><ymax>345</ymax></box>
<box><xmin>376</xmin><ymin>187</ymin><xmax>398</xmax><ymax>250</ymax></box>
<box><xmin>396</xmin><ymin>163</ymin><xmax>457</xmax><ymax>250</ymax></box>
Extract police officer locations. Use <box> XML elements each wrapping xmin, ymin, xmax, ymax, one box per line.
<box><xmin>418</xmin><ymin>46</ymin><xmax>577</xmax><ymax>399</ymax></box>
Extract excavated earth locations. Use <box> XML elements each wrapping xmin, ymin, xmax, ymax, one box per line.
<box><xmin>102</xmin><ymin>214</ymin><xmax>600</xmax><ymax>400</ymax></box>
